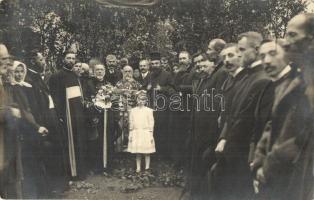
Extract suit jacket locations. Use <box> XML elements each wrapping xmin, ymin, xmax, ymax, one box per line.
<box><xmin>138</xmin><ymin>72</ymin><xmax>150</xmax><ymax>86</ymax></box>
<box><xmin>220</xmin><ymin>66</ymin><xmax>273</xmax><ymax>160</ymax></box>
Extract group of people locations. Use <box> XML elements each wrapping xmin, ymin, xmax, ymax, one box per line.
<box><xmin>0</xmin><ymin>12</ymin><xmax>313</xmax><ymax>200</ymax></box>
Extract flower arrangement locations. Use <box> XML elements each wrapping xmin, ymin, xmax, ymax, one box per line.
<box><xmin>93</xmin><ymin>84</ymin><xmax>115</xmax><ymax>109</ymax></box>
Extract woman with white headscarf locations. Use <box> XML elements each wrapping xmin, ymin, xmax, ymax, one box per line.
<box><xmin>11</xmin><ymin>60</ymin><xmax>49</xmax><ymax>198</ymax></box>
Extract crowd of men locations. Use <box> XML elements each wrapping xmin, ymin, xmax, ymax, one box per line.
<box><xmin>0</xmin><ymin>13</ymin><xmax>313</xmax><ymax>200</ymax></box>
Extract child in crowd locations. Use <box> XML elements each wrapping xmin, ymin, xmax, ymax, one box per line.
<box><xmin>127</xmin><ymin>90</ymin><xmax>155</xmax><ymax>172</ymax></box>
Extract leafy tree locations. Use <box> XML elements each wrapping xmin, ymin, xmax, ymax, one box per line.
<box><xmin>0</xmin><ymin>0</ymin><xmax>306</xmax><ymax>71</ymax></box>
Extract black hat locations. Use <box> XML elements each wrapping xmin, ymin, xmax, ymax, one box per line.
<box><xmin>150</xmin><ymin>52</ymin><xmax>161</xmax><ymax>61</ymax></box>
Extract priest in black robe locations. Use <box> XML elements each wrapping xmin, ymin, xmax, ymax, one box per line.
<box><xmin>49</xmin><ymin>51</ymin><xmax>88</xmax><ymax>179</ymax></box>
<box><xmin>144</xmin><ymin>52</ymin><xmax>175</xmax><ymax>158</ymax></box>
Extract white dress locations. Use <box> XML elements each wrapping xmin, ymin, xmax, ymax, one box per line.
<box><xmin>127</xmin><ymin>106</ymin><xmax>156</xmax><ymax>154</ymax></box>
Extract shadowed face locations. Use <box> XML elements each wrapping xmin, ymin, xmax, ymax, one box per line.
<box><xmin>72</xmin><ymin>63</ymin><xmax>81</xmax><ymax>76</ymax></box>
<box><xmin>150</xmin><ymin>60</ymin><xmax>161</xmax><ymax>72</ymax></box>
<box><xmin>133</xmin><ymin>69</ymin><xmax>140</xmax><ymax>79</ymax></box>
<box><xmin>284</xmin><ymin>14</ymin><xmax>314</xmax><ymax>66</ymax></box>
<box><xmin>0</xmin><ymin>45</ymin><xmax>12</xmax><ymax>76</ymax></box>
<box><xmin>259</xmin><ymin>42</ymin><xmax>288</xmax><ymax>79</ymax></box>
<box><xmin>238</xmin><ymin>37</ymin><xmax>257</xmax><ymax>67</ymax></box>
<box><xmin>199</xmin><ymin>60</ymin><xmax>215</xmax><ymax>75</ymax></box>
<box><xmin>64</xmin><ymin>53</ymin><xmax>76</xmax><ymax>69</ymax></box>
<box><xmin>14</xmin><ymin>65</ymin><xmax>25</xmax><ymax>82</ymax></box>
<box><xmin>106</xmin><ymin>56</ymin><xmax>117</xmax><ymax>70</ymax></box>
<box><xmin>33</xmin><ymin>53</ymin><xmax>46</xmax><ymax>73</ymax></box>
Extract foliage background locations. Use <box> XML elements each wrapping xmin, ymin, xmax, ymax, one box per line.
<box><xmin>0</xmin><ymin>0</ymin><xmax>306</xmax><ymax>71</ymax></box>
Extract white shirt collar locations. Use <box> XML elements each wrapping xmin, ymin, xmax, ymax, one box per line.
<box><xmin>274</xmin><ymin>65</ymin><xmax>291</xmax><ymax>81</ymax></box>
<box><xmin>250</xmin><ymin>60</ymin><xmax>262</xmax><ymax>69</ymax></box>
<box><xmin>232</xmin><ymin>67</ymin><xmax>244</xmax><ymax>77</ymax></box>
<box><xmin>141</xmin><ymin>71</ymin><xmax>148</xmax><ymax>78</ymax></box>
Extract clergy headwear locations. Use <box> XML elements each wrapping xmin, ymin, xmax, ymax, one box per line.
<box><xmin>150</xmin><ymin>52</ymin><xmax>161</xmax><ymax>61</ymax></box>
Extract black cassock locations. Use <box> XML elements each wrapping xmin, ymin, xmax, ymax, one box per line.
<box><xmin>144</xmin><ymin>69</ymin><xmax>175</xmax><ymax>157</ymax></box>
<box><xmin>49</xmin><ymin>67</ymin><xmax>88</xmax><ymax>178</ymax></box>
<box><xmin>171</xmin><ymin>66</ymin><xmax>196</xmax><ymax>167</ymax></box>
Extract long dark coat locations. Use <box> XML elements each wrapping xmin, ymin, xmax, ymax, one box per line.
<box><xmin>253</xmin><ymin>70</ymin><xmax>314</xmax><ymax>200</ymax></box>
<box><xmin>188</xmin><ymin>72</ymin><xmax>224</xmax><ymax>200</ymax></box>
<box><xmin>12</xmin><ymin>84</ymin><xmax>50</xmax><ymax>198</ymax></box>
<box><xmin>170</xmin><ymin>67</ymin><xmax>197</xmax><ymax>166</ymax></box>
<box><xmin>0</xmin><ymin>82</ymin><xmax>20</xmax><ymax>199</ymax></box>
<box><xmin>25</xmin><ymin>69</ymin><xmax>68</xmax><ymax>190</ymax></box>
<box><xmin>81</xmin><ymin>77</ymin><xmax>115</xmax><ymax>171</ymax></box>
<box><xmin>48</xmin><ymin>67</ymin><xmax>88</xmax><ymax>178</ymax></box>
<box><xmin>214</xmin><ymin>66</ymin><xmax>273</xmax><ymax>200</ymax></box>
<box><xmin>145</xmin><ymin>69</ymin><xmax>175</xmax><ymax>157</ymax></box>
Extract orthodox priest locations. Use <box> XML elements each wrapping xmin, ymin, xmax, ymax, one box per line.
<box><xmin>48</xmin><ymin>51</ymin><xmax>88</xmax><ymax>179</ymax></box>
<box><xmin>144</xmin><ymin>52</ymin><xmax>175</xmax><ymax>158</ymax></box>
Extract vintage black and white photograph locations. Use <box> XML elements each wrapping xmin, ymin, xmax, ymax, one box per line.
<box><xmin>0</xmin><ymin>0</ymin><xmax>313</xmax><ymax>199</ymax></box>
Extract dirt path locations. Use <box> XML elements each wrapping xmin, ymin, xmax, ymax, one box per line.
<box><xmin>61</xmin><ymin>156</ymin><xmax>188</xmax><ymax>200</ymax></box>
<box><xmin>62</xmin><ymin>175</ymin><xmax>184</xmax><ymax>200</ymax></box>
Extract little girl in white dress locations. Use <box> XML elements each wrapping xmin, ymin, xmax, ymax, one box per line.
<box><xmin>127</xmin><ymin>90</ymin><xmax>155</xmax><ymax>172</ymax></box>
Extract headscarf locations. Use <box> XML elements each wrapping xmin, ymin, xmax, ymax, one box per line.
<box><xmin>11</xmin><ymin>61</ymin><xmax>32</xmax><ymax>88</ymax></box>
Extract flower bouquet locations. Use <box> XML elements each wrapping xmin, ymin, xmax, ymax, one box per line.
<box><xmin>93</xmin><ymin>84</ymin><xmax>115</xmax><ymax>110</ymax></box>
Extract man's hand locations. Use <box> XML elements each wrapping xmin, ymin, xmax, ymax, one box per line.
<box><xmin>147</xmin><ymin>84</ymin><xmax>152</xmax><ymax>90</ymax></box>
<box><xmin>256</xmin><ymin>167</ymin><xmax>266</xmax><ymax>184</ymax></box>
<box><xmin>155</xmin><ymin>84</ymin><xmax>161</xmax><ymax>91</ymax></box>
<box><xmin>38</xmin><ymin>126</ymin><xmax>48</xmax><ymax>136</ymax></box>
<box><xmin>215</xmin><ymin>139</ymin><xmax>226</xmax><ymax>153</ymax></box>
<box><xmin>10</xmin><ymin>107</ymin><xmax>21</xmax><ymax>118</ymax></box>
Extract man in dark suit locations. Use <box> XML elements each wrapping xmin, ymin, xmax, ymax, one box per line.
<box><xmin>137</xmin><ymin>59</ymin><xmax>150</xmax><ymax>86</ymax></box>
<box><xmin>214</xmin><ymin>37</ymin><xmax>273</xmax><ymax>199</ymax></box>
<box><xmin>25</xmin><ymin>50</ymin><xmax>68</xmax><ymax>192</ymax></box>
<box><xmin>104</xmin><ymin>54</ymin><xmax>122</xmax><ymax>85</ymax></box>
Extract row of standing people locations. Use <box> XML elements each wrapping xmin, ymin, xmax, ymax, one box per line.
<box><xmin>0</xmin><ymin>13</ymin><xmax>313</xmax><ymax>200</ymax></box>
<box><xmin>182</xmin><ymin>14</ymin><xmax>314</xmax><ymax>200</ymax></box>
